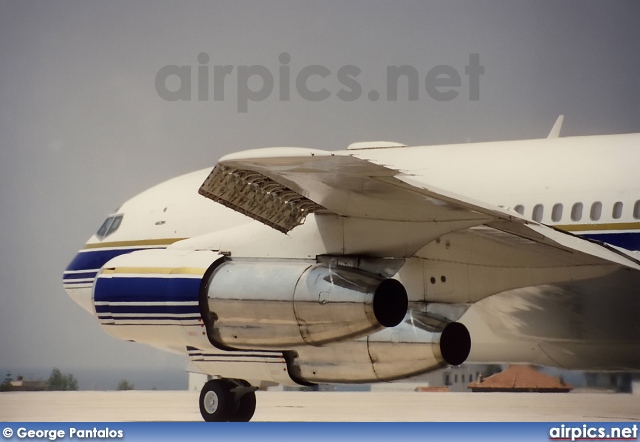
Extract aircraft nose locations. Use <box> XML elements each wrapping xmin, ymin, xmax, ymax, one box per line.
<box><xmin>63</xmin><ymin>250</ymin><xmax>100</xmax><ymax>314</ymax></box>
<box><xmin>63</xmin><ymin>213</ymin><xmax>126</xmax><ymax>313</ymax></box>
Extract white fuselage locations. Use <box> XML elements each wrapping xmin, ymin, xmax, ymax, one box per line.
<box><xmin>64</xmin><ymin>133</ymin><xmax>640</xmax><ymax>385</ymax></box>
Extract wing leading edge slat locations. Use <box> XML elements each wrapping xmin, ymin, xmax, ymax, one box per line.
<box><xmin>199</xmin><ymin>164</ymin><xmax>330</xmax><ymax>233</ymax></box>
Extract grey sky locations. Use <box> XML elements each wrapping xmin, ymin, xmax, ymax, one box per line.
<box><xmin>1</xmin><ymin>1</ymin><xmax>639</xmax><ymax>388</ymax></box>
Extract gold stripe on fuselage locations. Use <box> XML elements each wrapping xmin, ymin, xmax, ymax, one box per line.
<box><xmin>101</xmin><ymin>267</ymin><xmax>206</xmax><ymax>276</ymax></box>
<box><xmin>554</xmin><ymin>222</ymin><xmax>640</xmax><ymax>233</ymax></box>
<box><xmin>82</xmin><ymin>238</ymin><xmax>187</xmax><ymax>250</ymax></box>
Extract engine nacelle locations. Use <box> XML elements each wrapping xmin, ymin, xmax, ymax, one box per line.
<box><xmin>287</xmin><ymin>318</ymin><xmax>471</xmax><ymax>384</ymax></box>
<box><xmin>204</xmin><ymin>260</ymin><xmax>409</xmax><ymax>348</ymax></box>
<box><xmin>92</xmin><ymin>249</ymin><xmax>223</xmax><ymax>352</ymax></box>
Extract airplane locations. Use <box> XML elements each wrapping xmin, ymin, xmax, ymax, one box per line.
<box><xmin>63</xmin><ymin>117</ymin><xmax>640</xmax><ymax>421</ymax></box>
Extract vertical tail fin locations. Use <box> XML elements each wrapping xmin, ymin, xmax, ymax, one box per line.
<box><xmin>547</xmin><ymin>115</ymin><xmax>564</xmax><ymax>138</ymax></box>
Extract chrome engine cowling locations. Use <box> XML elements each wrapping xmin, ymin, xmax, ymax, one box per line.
<box><xmin>287</xmin><ymin>317</ymin><xmax>471</xmax><ymax>384</ymax></box>
<box><xmin>204</xmin><ymin>260</ymin><xmax>409</xmax><ymax>349</ymax></box>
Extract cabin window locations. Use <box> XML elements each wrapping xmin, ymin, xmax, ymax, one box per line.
<box><xmin>444</xmin><ymin>373</ymin><xmax>451</xmax><ymax>385</ymax></box>
<box><xmin>612</xmin><ymin>202</ymin><xmax>623</xmax><ymax>220</ymax></box>
<box><xmin>590</xmin><ymin>202</ymin><xmax>602</xmax><ymax>221</ymax></box>
<box><xmin>96</xmin><ymin>214</ymin><xmax>124</xmax><ymax>240</ymax></box>
<box><xmin>532</xmin><ymin>204</ymin><xmax>544</xmax><ymax>222</ymax></box>
<box><xmin>514</xmin><ymin>205</ymin><xmax>524</xmax><ymax>215</ymax></box>
<box><xmin>551</xmin><ymin>204</ymin><xmax>563</xmax><ymax>222</ymax></box>
<box><xmin>634</xmin><ymin>201</ymin><xmax>640</xmax><ymax>220</ymax></box>
<box><xmin>571</xmin><ymin>203</ymin><xmax>583</xmax><ymax>221</ymax></box>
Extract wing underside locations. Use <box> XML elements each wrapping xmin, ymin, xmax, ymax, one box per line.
<box><xmin>199</xmin><ymin>147</ymin><xmax>640</xmax><ymax>273</ymax></box>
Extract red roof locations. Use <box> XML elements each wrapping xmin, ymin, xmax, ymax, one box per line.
<box><xmin>468</xmin><ymin>365</ymin><xmax>572</xmax><ymax>392</ymax></box>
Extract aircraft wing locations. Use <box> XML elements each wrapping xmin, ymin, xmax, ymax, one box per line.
<box><xmin>199</xmin><ymin>147</ymin><xmax>640</xmax><ymax>272</ymax></box>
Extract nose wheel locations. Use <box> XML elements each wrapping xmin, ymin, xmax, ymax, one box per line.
<box><xmin>199</xmin><ymin>379</ymin><xmax>257</xmax><ymax>422</ymax></box>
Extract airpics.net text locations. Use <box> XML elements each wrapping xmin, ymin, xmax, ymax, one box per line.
<box><xmin>155</xmin><ymin>52</ymin><xmax>484</xmax><ymax>112</ymax></box>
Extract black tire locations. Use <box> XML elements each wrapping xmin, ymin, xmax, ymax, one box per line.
<box><xmin>199</xmin><ymin>379</ymin><xmax>231</xmax><ymax>422</ymax></box>
<box><xmin>228</xmin><ymin>391</ymin><xmax>256</xmax><ymax>422</ymax></box>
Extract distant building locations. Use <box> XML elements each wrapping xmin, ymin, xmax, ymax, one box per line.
<box><xmin>436</xmin><ymin>365</ymin><xmax>488</xmax><ymax>392</ymax></box>
<box><xmin>468</xmin><ymin>365</ymin><xmax>572</xmax><ymax>393</ymax></box>
<box><xmin>9</xmin><ymin>376</ymin><xmax>47</xmax><ymax>392</ymax></box>
<box><xmin>365</xmin><ymin>365</ymin><xmax>489</xmax><ymax>392</ymax></box>
<box><xmin>585</xmin><ymin>372</ymin><xmax>633</xmax><ymax>393</ymax></box>
<box><xmin>188</xmin><ymin>372</ymin><xmax>211</xmax><ymax>392</ymax></box>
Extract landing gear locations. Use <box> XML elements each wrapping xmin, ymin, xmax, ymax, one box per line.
<box><xmin>199</xmin><ymin>379</ymin><xmax>230</xmax><ymax>422</ymax></box>
<box><xmin>228</xmin><ymin>387</ymin><xmax>256</xmax><ymax>422</ymax></box>
<box><xmin>199</xmin><ymin>379</ymin><xmax>257</xmax><ymax>422</ymax></box>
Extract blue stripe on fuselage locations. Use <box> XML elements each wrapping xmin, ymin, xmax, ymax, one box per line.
<box><xmin>63</xmin><ymin>271</ymin><xmax>99</xmax><ymax>280</ymax></box>
<box><xmin>94</xmin><ymin>304</ymin><xmax>199</xmax><ymax>314</ymax></box>
<box><xmin>579</xmin><ymin>232</ymin><xmax>640</xmax><ymax>251</ymax></box>
<box><xmin>65</xmin><ymin>248</ymin><xmax>154</xmax><ymax>272</ymax></box>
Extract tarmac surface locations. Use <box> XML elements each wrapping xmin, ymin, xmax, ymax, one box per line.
<box><xmin>1</xmin><ymin>391</ymin><xmax>639</xmax><ymax>422</ymax></box>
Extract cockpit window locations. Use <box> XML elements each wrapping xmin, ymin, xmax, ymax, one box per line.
<box><xmin>96</xmin><ymin>214</ymin><xmax>124</xmax><ymax>240</ymax></box>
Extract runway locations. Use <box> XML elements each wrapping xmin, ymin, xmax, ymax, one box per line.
<box><xmin>1</xmin><ymin>391</ymin><xmax>639</xmax><ymax>422</ymax></box>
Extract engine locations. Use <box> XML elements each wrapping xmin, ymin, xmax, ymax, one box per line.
<box><xmin>92</xmin><ymin>248</ymin><xmax>469</xmax><ymax>386</ymax></box>
<box><xmin>92</xmin><ymin>249</ymin><xmax>409</xmax><ymax>351</ymax></box>
<box><xmin>287</xmin><ymin>313</ymin><xmax>471</xmax><ymax>384</ymax></box>
<box><xmin>204</xmin><ymin>259</ymin><xmax>409</xmax><ymax>348</ymax></box>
